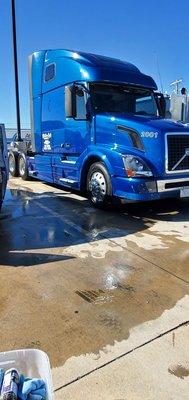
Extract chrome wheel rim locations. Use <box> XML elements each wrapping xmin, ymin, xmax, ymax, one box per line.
<box><xmin>89</xmin><ymin>171</ymin><xmax>107</xmax><ymax>203</ymax></box>
<box><xmin>19</xmin><ymin>158</ymin><xmax>25</xmax><ymax>176</ymax></box>
<box><xmin>9</xmin><ymin>155</ymin><xmax>15</xmax><ymax>173</ymax></box>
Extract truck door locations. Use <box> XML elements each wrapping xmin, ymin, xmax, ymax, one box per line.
<box><xmin>41</xmin><ymin>86</ymin><xmax>67</xmax><ymax>183</ymax></box>
<box><xmin>53</xmin><ymin>84</ymin><xmax>91</xmax><ymax>185</ymax></box>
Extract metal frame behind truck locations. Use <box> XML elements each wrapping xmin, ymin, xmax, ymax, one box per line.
<box><xmin>0</xmin><ymin>124</ymin><xmax>8</xmax><ymax>211</ymax></box>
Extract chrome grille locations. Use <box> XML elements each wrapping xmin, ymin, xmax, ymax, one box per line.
<box><xmin>166</xmin><ymin>134</ymin><xmax>189</xmax><ymax>172</ymax></box>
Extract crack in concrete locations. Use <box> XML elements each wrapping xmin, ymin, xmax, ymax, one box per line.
<box><xmin>54</xmin><ymin>320</ymin><xmax>189</xmax><ymax>393</ymax></box>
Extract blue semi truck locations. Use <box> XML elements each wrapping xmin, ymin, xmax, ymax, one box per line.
<box><xmin>0</xmin><ymin>124</ymin><xmax>8</xmax><ymax>211</ymax></box>
<box><xmin>8</xmin><ymin>49</ymin><xmax>189</xmax><ymax>207</ymax></box>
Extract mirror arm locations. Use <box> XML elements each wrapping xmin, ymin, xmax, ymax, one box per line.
<box><xmin>154</xmin><ymin>92</ymin><xmax>166</xmax><ymax>118</ymax></box>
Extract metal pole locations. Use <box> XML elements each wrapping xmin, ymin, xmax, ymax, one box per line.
<box><xmin>11</xmin><ymin>0</ymin><xmax>22</xmax><ymax>141</ymax></box>
<box><xmin>170</xmin><ymin>79</ymin><xmax>183</xmax><ymax>95</ymax></box>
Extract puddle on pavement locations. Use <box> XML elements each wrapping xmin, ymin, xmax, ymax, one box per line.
<box><xmin>98</xmin><ymin>311</ymin><xmax>122</xmax><ymax>331</ymax></box>
<box><xmin>0</xmin><ymin>181</ymin><xmax>189</xmax><ymax>370</ymax></box>
<box><xmin>2</xmin><ymin>188</ymin><xmax>32</xmax><ymax>220</ymax></box>
<box><xmin>4</xmin><ymin>187</ymin><xmax>31</xmax><ymax>201</ymax></box>
<box><xmin>0</xmin><ymin>236</ymin><xmax>188</xmax><ymax>370</ymax></box>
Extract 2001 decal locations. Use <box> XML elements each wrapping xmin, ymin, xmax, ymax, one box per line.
<box><xmin>141</xmin><ymin>131</ymin><xmax>158</xmax><ymax>138</ymax></box>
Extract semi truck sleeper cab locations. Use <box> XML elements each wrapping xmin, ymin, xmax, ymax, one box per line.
<box><xmin>9</xmin><ymin>49</ymin><xmax>189</xmax><ymax>207</ymax></box>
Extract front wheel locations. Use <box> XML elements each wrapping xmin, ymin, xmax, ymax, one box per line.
<box><xmin>87</xmin><ymin>162</ymin><xmax>112</xmax><ymax>208</ymax></box>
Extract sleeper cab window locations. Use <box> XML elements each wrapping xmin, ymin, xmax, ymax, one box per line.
<box><xmin>45</xmin><ymin>63</ymin><xmax>56</xmax><ymax>82</ymax></box>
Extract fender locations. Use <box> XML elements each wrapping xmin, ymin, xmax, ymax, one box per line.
<box><xmin>79</xmin><ymin>147</ymin><xmax>120</xmax><ymax>191</ymax></box>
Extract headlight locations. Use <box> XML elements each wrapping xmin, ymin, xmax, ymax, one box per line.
<box><xmin>122</xmin><ymin>155</ymin><xmax>153</xmax><ymax>177</ymax></box>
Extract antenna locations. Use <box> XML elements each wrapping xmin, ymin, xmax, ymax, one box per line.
<box><xmin>154</xmin><ymin>52</ymin><xmax>163</xmax><ymax>93</ymax></box>
<box><xmin>170</xmin><ymin>79</ymin><xmax>183</xmax><ymax>94</ymax></box>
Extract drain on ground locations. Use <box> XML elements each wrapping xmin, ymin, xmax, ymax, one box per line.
<box><xmin>75</xmin><ymin>284</ymin><xmax>135</xmax><ymax>303</ymax></box>
<box><xmin>75</xmin><ymin>289</ymin><xmax>106</xmax><ymax>303</ymax></box>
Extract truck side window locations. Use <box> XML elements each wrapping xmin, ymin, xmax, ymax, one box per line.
<box><xmin>136</xmin><ymin>96</ymin><xmax>157</xmax><ymax>115</ymax></box>
<box><xmin>65</xmin><ymin>85</ymin><xmax>87</xmax><ymax>120</ymax></box>
<box><xmin>45</xmin><ymin>63</ymin><xmax>56</xmax><ymax>82</ymax></box>
<box><xmin>75</xmin><ymin>87</ymin><xmax>86</xmax><ymax>120</ymax></box>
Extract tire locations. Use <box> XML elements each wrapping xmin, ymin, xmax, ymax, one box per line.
<box><xmin>87</xmin><ymin>162</ymin><xmax>112</xmax><ymax>208</ymax></box>
<box><xmin>18</xmin><ymin>154</ymin><xmax>30</xmax><ymax>180</ymax></box>
<box><xmin>8</xmin><ymin>152</ymin><xmax>19</xmax><ymax>177</ymax></box>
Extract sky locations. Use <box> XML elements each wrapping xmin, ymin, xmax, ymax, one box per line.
<box><xmin>0</xmin><ymin>0</ymin><xmax>189</xmax><ymax>128</ymax></box>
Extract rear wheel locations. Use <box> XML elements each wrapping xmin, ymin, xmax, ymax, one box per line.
<box><xmin>87</xmin><ymin>162</ymin><xmax>112</xmax><ymax>208</ymax></box>
<box><xmin>18</xmin><ymin>154</ymin><xmax>30</xmax><ymax>180</ymax></box>
<box><xmin>8</xmin><ymin>152</ymin><xmax>19</xmax><ymax>177</ymax></box>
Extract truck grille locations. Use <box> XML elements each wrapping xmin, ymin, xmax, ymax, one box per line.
<box><xmin>167</xmin><ymin>134</ymin><xmax>189</xmax><ymax>172</ymax></box>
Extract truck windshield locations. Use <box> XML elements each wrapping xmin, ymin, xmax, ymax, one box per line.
<box><xmin>90</xmin><ymin>83</ymin><xmax>158</xmax><ymax>117</ymax></box>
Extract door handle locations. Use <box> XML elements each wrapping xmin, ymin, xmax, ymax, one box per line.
<box><xmin>60</xmin><ymin>156</ymin><xmax>66</xmax><ymax>162</ymax></box>
<box><xmin>61</xmin><ymin>143</ymin><xmax>72</xmax><ymax>148</ymax></box>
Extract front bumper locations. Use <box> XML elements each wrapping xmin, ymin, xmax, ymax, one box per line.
<box><xmin>157</xmin><ymin>177</ymin><xmax>189</xmax><ymax>192</ymax></box>
<box><xmin>112</xmin><ymin>176</ymin><xmax>189</xmax><ymax>202</ymax></box>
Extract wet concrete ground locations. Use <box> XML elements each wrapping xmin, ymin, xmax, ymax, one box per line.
<box><xmin>0</xmin><ymin>177</ymin><xmax>189</xmax><ymax>396</ymax></box>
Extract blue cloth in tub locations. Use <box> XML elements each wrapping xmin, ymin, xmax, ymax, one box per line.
<box><xmin>18</xmin><ymin>375</ymin><xmax>46</xmax><ymax>400</ymax></box>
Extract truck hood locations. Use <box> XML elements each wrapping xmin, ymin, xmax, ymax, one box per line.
<box><xmin>95</xmin><ymin>113</ymin><xmax>189</xmax><ymax>178</ymax></box>
<box><xmin>96</xmin><ymin>112</ymin><xmax>189</xmax><ymax>132</ymax></box>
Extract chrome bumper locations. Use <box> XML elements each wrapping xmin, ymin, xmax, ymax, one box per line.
<box><xmin>157</xmin><ymin>177</ymin><xmax>189</xmax><ymax>192</ymax></box>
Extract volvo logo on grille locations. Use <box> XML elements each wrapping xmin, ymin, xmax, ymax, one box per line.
<box><xmin>172</xmin><ymin>147</ymin><xmax>189</xmax><ymax>170</ymax></box>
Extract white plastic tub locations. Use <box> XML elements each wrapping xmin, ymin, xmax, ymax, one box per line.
<box><xmin>0</xmin><ymin>348</ymin><xmax>54</xmax><ymax>399</ymax></box>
